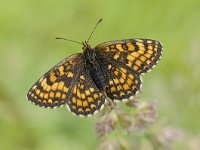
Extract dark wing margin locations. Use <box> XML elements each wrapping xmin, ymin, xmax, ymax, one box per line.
<box><xmin>95</xmin><ymin>38</ymin><xmax>163</xmax><ymax>74</ymax></box>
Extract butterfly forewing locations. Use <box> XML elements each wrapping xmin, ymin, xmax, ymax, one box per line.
<box><xmin>95</xmin><ymin>39</ymin><xmax>163</xmax><ymax>74</ymax></box>
<box><xmin>27</xmin><ymin>53</ymin><xmax>82</xmax><ymax>108</ymax></box>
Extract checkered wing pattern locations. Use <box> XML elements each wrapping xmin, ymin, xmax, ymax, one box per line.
<box><xmin>95</xmin><ymin>39</ymin><xmax>163</xmax><ymax>74</ymax></box>
<box><xmin>100</xmin><ymin>59</ymin><xmax>142</xmax><ymax>100</ymax></box>
<box><xmin>95</xmin><ymin>38</ymin><xmax>163</xmax><ymax>101</ymax></box>
<box><xmin>27</xmin><ymin>53</ymin><xmax>106</xmax><ymax>116</ymax></box>
<box><xmin>67</xmin><ymin>63</ymin><xmax>106</xmax><ymax>116</ymax></box>
<box><xmin>27</xmin><ymin>53</ymin><xmax>83</xmax><ymax>108</ymax></box>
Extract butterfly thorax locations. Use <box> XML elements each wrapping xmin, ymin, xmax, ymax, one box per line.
<box><xmin>83</xmin><ymin>42</ymin><xmax>106</xmax><ymax>91</ymax></box>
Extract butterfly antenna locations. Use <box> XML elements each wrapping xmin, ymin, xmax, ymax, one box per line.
<box><xmin>55</xmin><ymin>37</ymin><xmax>82</xmax><ymax>45</ymax></box>
<box><xmin>87</xmin><ymin>18</ymin><xmax>102</xmax><ymax>43</ymax></box>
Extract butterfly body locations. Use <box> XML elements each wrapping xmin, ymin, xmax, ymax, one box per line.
<box><xmin>83</xmin><ymin>43</ymin><xmax>106</xmax><ymax>91</ymax></box>
<box><xmin>27</xmin><ymin>38</ymin><xmax>163</xmax><ymax>116</ymax></box>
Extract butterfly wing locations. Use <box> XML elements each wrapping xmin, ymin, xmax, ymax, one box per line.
<box><xmin>95</xmin><ymin>39</ymin><xmax>163</xmax><ymax>74</ymax></box>
<box><xmin>66</xmin><ymin>62</ymin><xmax>106</xmax><ymax>116</ymax></box>
<box><xmin>95</xmin><ymin>38</ymin><xmax>163</xmax><ymax>100</ymax></box>
<box><xmin>97</xmin><ymin>57</ymin><xmax>142</xmax><ymax>101</ymax></box>
<box><xmin>27</xmin><ymin>53</ymin><xmax>83</xmax><ymax>108</ymax></box>
<box><xmin>27</xmin><ymin>53</ymin><xmax>106</xmax><ymax>116</ymax></box>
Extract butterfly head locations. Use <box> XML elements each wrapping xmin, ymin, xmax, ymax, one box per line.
<box><xmin>82</xmin><ymin>41</ymin><xmax>96</xmax><ymax>65</ymax></box>
<box><xmin>82</xmin><ymin>41</ymin><xmax>92</xmax><ymax>52</ymax></box>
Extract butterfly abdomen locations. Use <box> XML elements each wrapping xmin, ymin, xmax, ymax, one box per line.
<box><xmin>84</xmin><ymin>48</ymin><xmax>106</xmax><ymax>91</ymax></box>
<box><xmin>86</xmin><ymin>61</ymin><xmax>106</xmax><ymax>91</ymax></box>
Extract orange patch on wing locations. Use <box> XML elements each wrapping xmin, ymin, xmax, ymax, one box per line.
<box><xmin>62</xmin><ymin>94</ymin><xmax>66</xmax><ymax>99</ymax></box>
<box><xmin>127</xmin><ymin>78</ymin><xmax>133</xmax><ymax>85</ymax></box>
<box><xmin>49</xmin><ymin>92</ymin><xmax>55</xmax><ymax>98</ymax></box>
<box><xmin>82</xmin><ymin>94</ymin><xmax>86</xmax><ymax>99</ymax></box>
<box><xmin>63</xmin><ymin>87</ymin><xmax>69</xmax><ymax>92</ymax></box>
<box><xmin>58</xmin><ymin>66</ymin><xmax>64</xmax><ymax>76</ymax></box>
<box><xmin>76</xmin><ymin>89</ymin><xmax>81</xmax><ymax>98</ymax></box>
<box><xmin>111</xmin><ymin>87</ymin><xmax>116</xmax><ymax>92</ymax></box>
<box><xmin>44</xmin><ymin>93</ymin><xmax>48</xmax><ymax>99</ymax></box>
<box><xmin>80</xmin><ymin>75</ymin><xmax>85</xmax><ymax>80</ymax></box>
<box><xmin>134</xmin><ymin>65</ymin><xmax>139</xmax><ymax>70</ymax></box>
<box><xmin>72</xmin><ymin>97</ymin><xmax>76</xmax><ymax>104</ymax></box>
<box><xmin>52</xmin><ymin>83</ymin><xmax>58</xmax><ymax>91</ymax></box>
<box><xmin>148</xmin><ymin>45</ymin><xmax>153</xmax><ymax>50</ymax></box>
<box><xmin>89</xmin><ymin>88</ymin><xmax>94</xmax><ymax>93</ymax></box>
<box><xmin>114</xmin><ymin>54</ymin><xmax>120</xmax><ymax>59</ymax></box>
<box><xmin>58</xmin><ymin>82</ymin><xmax>64</xmax><ymax>90</ymax></box>
<box><xmin>67</xmin><ymin>72</ymin><xmax>73</xmax><ymax>78</ymax></box>
<box><xmin>50</xmin><ymin>73</ymin><xmax>57</xmax><ymax>82</ymax></box>
<box><xmin>77</xmin><ymin>99</ymin><xmax>82</xmax><ymax>106</ymax></box>
<box><xmin>36</xmin><ymin>89</ymin><xmax>40</xmax><ymax>95</ymax></box>
<box><xmin>136</xmin><ymin>60</ymin><xmax>142</xmax><ymax>66</ymax></box>
<box><xmin>85</xmin><ymin>90</ymin><xmax>90</xmax><ymax>96</ymax></box>
<box><xmin>130</xmin><ymin>52</ymin><xmax>139</xmax><ymax>58</ymax></box>
<box><xmin>88</xmin><ymin>97</ymin><xmax>93</xmax><ymax>102</ymax></box>
<box><xmin>127</xmin><ymin>43</ymin><xmax>135</xmax><ymax>50</ymax></box>
<box><xmin>116</xmin><ymin>44</ymin><xmax>124</xmax><ymax>51</ymax></box>
<box><xmin>90</xmin><ymin>104</ymin><xmax>96</xmax><ymax>109</ymax></box>
<box><xmin>93</xmin><ymin>93</ymin><xmax>98</xmax><ymax>99</ymax></box>
<box><xmin>123</xmin><ymin>84</ymin><xmax>129</xmax><ymax>90</ymax></box>
<box><xmin>145</xmin><ymin>53</ymin><xmax>151</xmax><ymax>58</ymax></box>
<box><xmin>46</xmin><ymin>85</ymin><xmax>51</xmax><ymax>92</ymax></box>
<box><xmin>55</xmin><ymin>92</ymin><xmax>61</xmax><ymax>98</ymax></box>
<box><xmin>85</xmin><ymin>108</ymin><xmax>91</xmax><ymax>112</ymax></box>
<box><xmin>83</xmin><ymin>101</ymin><xmax>88</xmax><ymax>107</ymax></box>
<box><xmin>78</xmin><ymin>108</ymin><xmax>84</xmax><ymax>113</ymax></box>
<box><xmin>39</xmin><ymin>92</ymin><xmax>44</xmax><ymax>98</ymax></box>
<box><xmin>41</xmin><ymin>78</ymin><xmax>47</xmax><ymax>86</ymax></box>
<box><xmin>136</xmin><ymin>42</ymin><xmax>144</xmax><ymax>48</ymax></box>
<box><xmin>48</xmin><ymin>99</ymin><xmax>53</xmax><ymax>104</ymax></box>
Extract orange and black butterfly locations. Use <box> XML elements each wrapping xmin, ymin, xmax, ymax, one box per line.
<box><xmin>27</xmin><ymin>19</ymin><xmax>163</xmax><ymax>116</ymax></box>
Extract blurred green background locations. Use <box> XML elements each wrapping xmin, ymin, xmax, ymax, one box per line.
<box><xmin>0</xmin><ymin>0</ymin><xmax>200</xmax><ymax>149</ymax></box>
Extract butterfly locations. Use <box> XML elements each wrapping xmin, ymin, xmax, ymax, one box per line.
<box><xmin>27</xmin><ymin>19</ymin><xmax>163</xmax><ymax>117</ymax></box>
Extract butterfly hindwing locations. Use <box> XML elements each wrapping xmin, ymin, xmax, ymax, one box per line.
<box><xmin>27</xmin><ymin>53</ymin><xmax>82</xmax><ymax>108</ymax></box>
<box><xmin>98</xmin><ymin>58</ymin><xmax>141</xmax><ymax>101</ymax></box>
<box><xmin>67</xmin><ymin>64</ymin><xmax>106</xmax><ymax>116</ymax></box>
<box><xmin>95</xmin><ymin>39</ymin><xmax>163</xmax><ymax>74</ymax></box>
